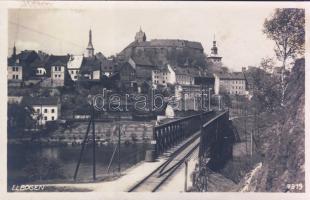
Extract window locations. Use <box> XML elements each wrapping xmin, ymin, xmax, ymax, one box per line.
<box><xmin>55</xmin><ymin>75</ymin><xmax>57</xmax><ymax>78</ymax></box>
<box><xmin>52</xmin><ymin>116</ymin><xmax>55</xmax><ymax>120</ymax></box>
<box><xmin>44</xmin><ymin>109</ymin><xmax>48</xmax><ymax>113</ymax></box>
<box><xmin>44</xmin><ymin>116</ymin><xmax>47</xmax><ymax>120</ymax></box>
<box><xmin>51</xmin><ymin>109</ymin><xmax>55</xmax><ymax>113</ymax></box>
<box><xmin>37</xmin><ymin>108</ymin><xmax>40</xmax><ymax>113</ymax></box>
<box><xmin>12</xmin><ymin>75</ymin><xmax>15</xmax><ymax>79</ymax></box>
<box><xmin>16</xmin><ymin>75</ymin><xmax>19</xmax><ymax>79</ymax></box>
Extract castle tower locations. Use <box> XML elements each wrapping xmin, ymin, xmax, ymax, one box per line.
<box><xmin>86</xmin><ymin>29</ymin><xmax>95</xmax><ymax>58</ymax></box>
<box><xmin>134</xmin><ymin>26</ymin><xmax>146</xmax><ymax>43</ymax></box>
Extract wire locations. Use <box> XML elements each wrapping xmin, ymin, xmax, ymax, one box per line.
<box><xmin>9</xmin><ymin>20</ymin><xmax>84</xmax><ymax>50</ymax></box>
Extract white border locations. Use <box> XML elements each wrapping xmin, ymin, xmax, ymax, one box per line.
<box><xmin>0</xmin><ymin>1</ymin><xmax>309</xmax><ymax>200</ymax></box>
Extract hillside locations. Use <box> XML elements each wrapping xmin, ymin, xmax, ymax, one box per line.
<box><xmin>241</xmin><ymin>58</ymin><xmax>305</xmax><ymax>192</ymax></box>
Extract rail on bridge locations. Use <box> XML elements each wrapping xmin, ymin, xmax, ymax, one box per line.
<box><xmin>151</xmin><ymin>111</ymin><xmax>216</xmax><ymax>158</ymax></box>
<box><xmin>200</xmin><ymin>110</ymin><xmax>235</xmax><ymax>169</ymax></box>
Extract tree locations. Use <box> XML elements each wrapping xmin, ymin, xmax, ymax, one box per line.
<box><xmin>263</xmin><ymin>8</ymin><xmax>305</xmax><ymax>105</ymax></box>
<box><xmin>260</xmin><ymin>57</ymin><xmax>276</xmax><ymax>73</ymax></box>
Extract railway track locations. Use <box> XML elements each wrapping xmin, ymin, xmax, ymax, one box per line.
<box><xmin>128</xmin><ymin>133</ymin><xmax>201</xmax><ymax>192</ymax></box>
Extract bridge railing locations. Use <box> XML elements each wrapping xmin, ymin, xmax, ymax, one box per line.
<box><xmin>153</xmin><ymin>111</ymin><xmax>215</xmax><ymax>156</ymax></box>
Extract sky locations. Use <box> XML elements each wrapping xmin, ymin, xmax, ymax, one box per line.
<box><xmin>8</xmin><ymin>3</ymin><xmax>279</xmax><ymax>71</ymax></box>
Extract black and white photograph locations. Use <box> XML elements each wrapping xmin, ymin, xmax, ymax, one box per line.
<box><xmin>0</xmin><ymin>1</ymin><xmax>309</xmax><ymax>199</ymax></box>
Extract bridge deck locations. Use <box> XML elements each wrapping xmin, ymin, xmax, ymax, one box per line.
<box><xmin>128</xmin><ymin>111</ymin><xmax>227</xmax><ymax>192</ymax></box>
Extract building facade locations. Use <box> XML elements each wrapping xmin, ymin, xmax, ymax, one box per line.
<box><xmin>51</xmin><ymin>62</ymin><xmax>66</xmax><ymax>87</ymax></box>
<box><xmin>67</xmin><ymin>55</ymin><xmax>83</xmax><ymax>81</ymax></box>
<box><xmin>24</xmin><ymin>97</ymin><xmax>60</xmax><ymax>125</ymax></box>
<box><xmin>214</xmin><ymin>72</ymin><xmax>246</xmax><ymax>95</ymax></box>
<box><xmin>8</xmin><ymin>59</ymin><xmax>23</xmax><ymax>81</ymax></box>
<box><xmin>152</xmin><ymin>64</ymin><xmax>176</xmax><ymax>87</ymax></box>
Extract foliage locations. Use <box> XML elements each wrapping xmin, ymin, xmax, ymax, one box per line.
<box><xmin>7</xmin><ymin>103</ymin><xmax>36</xmax><ymax>134</ymax></box>
<box><xmin>259</xmin><ymin>57</ymin><xmax>276</xmax><ymax>73</ymax></box>
<box><xmin>247</xmin><ymin>67</ymin><xmax>282</xmax><ymax>112</ymax></box>
<box><xmin>263</xmin><ymin>8</ymin><xmax>305</xmax><ymax>69</ymax></box>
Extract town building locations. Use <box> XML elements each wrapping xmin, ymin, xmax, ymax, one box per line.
<box><xmin>206</xmin><ymin>37</ymin><xmax>222</xmax><ymax>64</ymax></box>
<box><xmin>101</xmin><ymin>58</ymin><xmax>115</xmax><ymax>77</ymax></box>
<box><xmin>80</xmin><ymin>57</ymin><xmax>102</xmax><ymax>80</ymax></box>
<box><xmin>23</xmin><ymin>97</ymin><xmax>60</xmax><ymax>125</ymax></box>
<box><xmin>67</xmin><ymin>55</ymin><xmax>83</xmax><ymax>81</ymax></box>
<box><xmin>214</xmin><ymin>72</ymin><xmax>246</xmax><ymax>95</ymax></box>
<box><xmin>51</xmin><ymin>60</ymin><xmax>66</xmax><ymax>87</ymax></box>
<box><xmin>174</xmin><ymin>67</ymin><xmax>195</xmax><ymax>85</ymax></box>
<box><xmin>152</xmin><ymin>64</ymin><xmax>176</xmax><ymax>87</ymax></box>
<box><xmin>118</xmin><ymin>58</ymin><xmax>137</xmax><ymax>90</ymax></box>
<box><xmin>8</xmin><ymin>58</ymin><xmax>23</xmax><ymax>81</ymax></box>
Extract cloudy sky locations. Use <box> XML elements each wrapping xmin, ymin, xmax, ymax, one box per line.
<box><xmin>8</xmin><ymin>2</ymin><xmax>280</xmax><ymax>71</ymax></box>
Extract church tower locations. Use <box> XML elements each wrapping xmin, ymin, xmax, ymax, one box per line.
<box><xmin>85</xmin><ymin>29</ymin><xmax>95</xmax><ymax>58</ymax></box>
<box><xmin>134</xmin><ymin>27</ymin><xmax>146</xmax><ymax>43</ymax></box>
<box><xmin>207</xmin><ymin>34</ymin><xmax>222</xmax><ymax>63</ymax></box>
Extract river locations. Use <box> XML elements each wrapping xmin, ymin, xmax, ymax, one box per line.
<box><xmin>7</xmin><ymin>142</ymin><xmax>148</xmax><ymax>187</ymax></box>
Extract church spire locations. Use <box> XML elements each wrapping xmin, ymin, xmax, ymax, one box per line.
<box><xmin>13</xmin><ymin>42</ymin><xmax>16</xmax><ymax>58</ymax></box>
<box><xmin>86</xmin><ymin>29</ymin><xmax>94</xmax><ymax>58</ymax></box>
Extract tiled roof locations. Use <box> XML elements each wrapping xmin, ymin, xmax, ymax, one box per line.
<box><xmin>46</xmin><ymin>55</ymin><xmax>69</xmax><ymax>67</ymax></box>
<box><xmin>131</xmin><ymin>56</ymin><xmax>155</xmax><ymax>67</ymax></box>
<box><xmin>173</xmin><ymin>66</ymin><xmax>200</xmax><ymax>76</ymax></box>
<box><xmin>80</xmin><ymin>57</ymin><xmax>101</xmax><ymax>73</ymax></box>
<box><xmin>67</xmin><ymin>55</ymin><xmax>83</xmax><ymax>69</ymax></box>
<box><xmin>22</xmin><ymin>96</ymin><xmax>59</xmax><ymax>106</ymax></box>
<box><xmin>126</xmin><ymin>39</ymin><xmax>203</xmax><ymax>50</ymax></box>
<box><xmin>216</xmin><ymin>72</ymin><xmax>245</xmax><ymax>80</ymax></box>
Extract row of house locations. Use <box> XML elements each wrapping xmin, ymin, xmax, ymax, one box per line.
<box><xmin>8</xmin><ymin>28</ymin><xmax>248</xmax><ymax>125</ymax></box>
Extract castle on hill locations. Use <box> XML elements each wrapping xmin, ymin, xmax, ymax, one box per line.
<box><xmin>119</xmin><ymin>27</ymin><xmax>222</xmax><ymax>67</ymax></box>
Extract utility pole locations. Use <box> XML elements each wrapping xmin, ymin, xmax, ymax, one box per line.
<box><xmin>218</xmin><ymin>95</ymin><xmax>221</xmax><ymax>111</ymax></box>
<box><xmin>184</xmin><ymin>160</ymin><xmax>188</xmax><ymax>192</ymax></box>
<box><xmin>92</xmin><ymin>103</ymin><xmax>96</xmax><ymax>181</ymax></box>
<box><xmin>250</xmin><ymin>129</ymin><xmax>253</xmax><ymax>158</ymax></box>
<box><xmin>118</xmin><ymin>121</ymin><xmax>121</xmax><ymax>173</ymax></box>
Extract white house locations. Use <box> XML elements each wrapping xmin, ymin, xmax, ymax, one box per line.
<box><xmin>8</xmin><ymin>58</ymin><xmax>23</xmax><ymax>81</ymax></box>
<box><xmin>36</xmin><ymin>67</ymin><xmax>47</xmax><ymax>76</ymax></box>
<box><xmin>67</xmin><ymin>55</ymin><xmax>83</xmax><ymax>81</ymax></box>
<box><xmin>51</xmin><ymin>61</ymin><xmax>66</xmax><ymax>87</ymax></box>
<box><xmin>152</xmin><ymin>64</ymin><xmax>176</xmax><ymax>87</ymax></box>
<box><xmin>214</xmin><ymin>72</ymin><xmax>246</xmax><ymax>95</ymax></box>
<box><xmin>24</xmin><ymin>97</ymin><xmax>60</xmax><ymax>125</ymax></box>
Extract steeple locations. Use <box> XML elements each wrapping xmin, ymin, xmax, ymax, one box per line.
<box><xmin>86</xmin><ymin>29</ymin><xmax>94</xmax><ymax>58</ymax></box>
<box><xmin>13</xmin><ymin>42</ymin><xmax>16</xmax><ymax>58</ymax></box>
